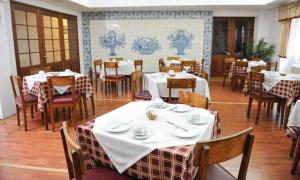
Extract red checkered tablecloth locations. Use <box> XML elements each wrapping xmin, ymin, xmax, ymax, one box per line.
<box><xmin>243</xmin><ymin>78</ymin><xmax>300</xmax><ymax>106</ymax></box>
<box><xmin>22</xmin><ymin>75</ymin><xmax>93</xmax><ymax>111</ymax></box>
<box><xmin>228</xmin><ymin>62</ymin><xmax>247</xmax><ymax>79</ymax></box>
<box><xmin>76</xmin><ymin>111</ymin><xmax>221</xmax><ymax>180</ymax></box>
<box><xmin>169</xmin><ymin>62</ymin><xmax>202</xmax><ymax>75</ymax></box>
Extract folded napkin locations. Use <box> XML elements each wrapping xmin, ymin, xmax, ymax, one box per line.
<box><xmin>53</xmin><ymin>85</ymin><xmax>70</xmax><ymax>95</ymax></box>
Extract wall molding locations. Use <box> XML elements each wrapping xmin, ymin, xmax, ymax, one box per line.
<box><xmin>82</xmin><ymin>10</ymin><xmax>213</xmax><ymax>75</ymax></box>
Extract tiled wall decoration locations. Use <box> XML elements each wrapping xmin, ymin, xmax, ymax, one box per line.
<box><xmin>82</xmin><ymin>11</ymin><xmax>213</xmax><ymax>75</ymax></box>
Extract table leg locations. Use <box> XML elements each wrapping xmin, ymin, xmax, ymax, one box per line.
<box><xmin>82</xmin><ymin>93</ymin><xmax>89</xmax><ymax>118</ymax></box>
<box><xmin>284</xmin><ymin>104</ymin><xmax>291</xmax><ymax>129</ymax></box>
<box><xmin>43</xmin><ymin>103</ymin><xmax>48</xmax><ymax>130</ymax></box>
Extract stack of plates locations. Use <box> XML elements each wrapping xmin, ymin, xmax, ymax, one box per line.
<box><xmin>129</xmin><ymin>126</ymin><xmax>152</xmax><ymax>140</ymax></box>
<box><xmin>186</xmin><ymin>114</ymin><xmax>210</xmax><ymax>125</ymax></box>
<box><xmin>173</xmin><ymin>104</ymin><xmax>191</xmax><ymax>113</ymax></box>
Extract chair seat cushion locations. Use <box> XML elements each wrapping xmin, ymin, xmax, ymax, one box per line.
<box><xmin>83</xmin><ymin>166</ymin><xmax>135</xmax><ymax>180</ymax></box>
<box><xmin>15</xmin><ymin>94</ymin><xmax>38</xmax><ymax>106</ymax></box>
<box><xmin>206</xmin><ymin>164</ymin><xmax>236</xmax><ymax>180</ymax></box>
<box><xmin>105</xmin><ymin>75</ymin><xmax>126</xmax><ymax>79</ymax></box>
<box><xmin>134</xmin><ymin>90</ymin><xmax>152</xmax><ymax>100</ymax></box>
<box><xmin>251</xmin><ymin>91</ymin><xmax>278</xmax><ymax>100</ymax></box>
<box><xmin>52</xmin><ymin>93</ymin><xmax>81</xmax><ymax>105</ymax></box>
<box><xmin>169</xmin><ymin>98</ymin><xmax>179</xmax><ymax>104</ymax></box>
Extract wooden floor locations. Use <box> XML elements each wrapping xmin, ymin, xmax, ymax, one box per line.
<box><xmin>0</xmin><ymin>78</ymin><xmax>299</xmax><ymax>180</ymax></box>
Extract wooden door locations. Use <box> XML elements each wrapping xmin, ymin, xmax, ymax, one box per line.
<box><xmin>211</xmin><ymin>17</ymin><xmax>254</xmax><ymax>77</ymax></box>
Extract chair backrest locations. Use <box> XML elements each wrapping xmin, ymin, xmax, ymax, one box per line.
<box><xmin>234</xmin><ymin>60</ymin><xmax>248</xmax><ymax>74</ymax></box>
<box><xmin>200</xmin><ymin>71</ymin><xmax>208</xmax><ymax>81</ymax></box>
<box><xmin>94</xmin><ymin>59</ymin><xmax>102</xmax><ymax>73</ymax></box>
<box><xmin>223</xmin><ymin>58</ymin><xmax>235</xmax><ymax>74</ymax></box>
<box><xmin>60</xmin><ymin>121</ymin><xmax>87</xmax><ymax>180</ymax></box>
<box><xmin>178</xmin><ymin>90</ymin><xmax>208</xmax><ymax>109</ymax></box>
<box><xmin>195</xmin><ymin>128</ymin><xmax>254</xmax><ymax>180</ymax></box>
<box><xmin>134</xmin><ymin>59</ymin><xmax>143</xmax><ymax>71</ymax></box>
<box><xmin>159</xmin><ymin>58</ymin><xmax>165</xmax><ymax>71</ymax></box>
<box><xmin>104</xmin><ymin>61</ymin><xmax>119</xmax><ymax>78</ymax></box>
<box><xmin>167</xmin><ymin>78</ymin><xmax>196</xmax><ymax>102</ymax></box>
<box><xmin>249</xmin><ymin>71</ymin><xmax>264</xmax><ymax>98</ymax></box>
<box><xmin>160</xmin><ymin>66</ymin><xmax>182</xmax><ymax>73</ymax></box>
<box><xmin>109</xmin><ymin>57</ymin><xmax>123</xmax><ymax>62</ymax></box>
<box><xmin>131</xmin><ymin>70</ymin><xmax>143</xmax><ymax>101</ymax></box>
<box><xmin>30</xmin><ymin>66</ymin><xmax>52</xmax><ymax>75</ymax></box>
<box><xmin>181</xmin><ymin>60</ymin><xmax>196</xmax><ymax>73</ymax></box>
<box><xmin>167</xmin><ymin>56</ymin><xmax>180</xmax><ymax>60</ymax></box>
<box><xmin>251</xmin><ymin>65</ymin><xmax>267</xmax><ymax>72</ymax></box>
<box><xmin>10</xmin><ymin>75</ymin><xmax>23</xmax><ymax>99</ymax></box>
<box><xmin>47</xmin><ymin>76</ymin><xmax>76</xmax><ymax>104</ymax></box>
<box><xmin>266</xmin><ymin>61</ymin><xmax>278</xmax><ymax>71</ymax></box>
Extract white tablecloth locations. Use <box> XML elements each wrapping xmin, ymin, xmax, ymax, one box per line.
<box><xmin>263</xmin><ymin>72</ymin><xmax>300</xmax><ymax>91</ymax></box>
<box><xmin>288</xmin><ymin>100</ymin><xmax>300</xmax><ymax>127</ymax></box>
<box><xmin>25</xmin><ymin>72</ymin><xmax>83</xmax><ymax>94</ymax></box>
<box><xmin>163</xmin><ymin>60</ymin><xmax>181</xmax><ymax>67</ymax></box>
<box><xmin>100</xmin><ymin>61</ymin><xmax>135</xmax><ymax>80</ymax></box>
<box><xmin>144</xmin><ymin>72</ymin><xmax>211</xmax><ymax>101</ymax></box>
<box><xmin>92</xmin><ymin>101</ymin><xmax>215</xmax><ymax>173</ymax></box>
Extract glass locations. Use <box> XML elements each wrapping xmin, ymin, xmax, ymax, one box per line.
<box><xmin>46</xmin><ymin>52</ymin><xmax>54</xmax><ymax>63</ymax></box>
<box><xmin>16</xmin><ymin>25</ymin><xmax>28</xmax><ymax>39</ymax></box>
<box><xmin>31</xmin><ymin>53</ymin><xmax>40</xmax><ymax>65</ymax></box>
<box><xmin>27</xmin><ymin>12</ymin><xmax>37</xmax><ymax>26</ymax></box>
<box><xmin>51</xmin><ymin>17</ymin><xmax>59</xmax><ymax>28</ymax></box>
<box><xmin>43</xmin><ymin>16</ymin><xmax>51</xmax><ymax>27</ymax></box>
<box><xmin>53</xmin><ymin>40</ymin><xmax>61</xmax><ymax>51</ymax></box>
<box><xmin>234</xmin><ymin>21</ymin><xmax>250</xmax><ymax>56</ymax></box>
<box><xmin>213</xmin><ymin>20</ymin><xmax>228</xmax><ymax>55</ymax></box>
<box><xmin>19</xmin><ymin>54</ymin><xmax>30</xmax><ymax>67</ymax></box>
<box><xmin>52</xmin><ymin>29</ymin><xmax>59</xmax><ymax>39</ymax></box>
<box><xmin>28</xmin><ymin>26</ymin><xmax>38</xmax><ymax>39</ymax></box>
<box><xmin>15</xmin><ymin>10</ymin><xmax>26</xmax><ymax>25</ymax></box>
<box><xmin>54</xmin><ymin>51</ymin><xmax>61</xmax><ymax>62</ymax></box>
<box><xmin>29</xmin><ymin>40</ymin><xmax>39</xmax><ymax>52</ymax></box>
<box><xmin>44</xmin><ymin>28</ymin><xmax>52</xmax><ymax>39</ymax></box>
<box><xmin>63</xmin><ymin>19</ymin><xmax>68</xmax><ymax>29</ymax></box>
<box><xmin>45</xmin><ymin>40</ymin><xmax>53</xmax><ymax>51</ymax></box>
<box><xmin>18</xmin><ymin>40</ymin><xmax>29</xmax><ymax>53</ymax></box>
<box><xmin>65</xmin><ymin>50</ymin><xmax>70</xmax><ymax>60</ymax></box>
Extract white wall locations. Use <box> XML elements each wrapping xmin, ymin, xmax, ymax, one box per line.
<box><xmin>0</xmin><ymin>0</ymin><xmax>83</xmax><ymax>119</ymax></box>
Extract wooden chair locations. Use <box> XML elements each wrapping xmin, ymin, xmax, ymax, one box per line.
<box><xmin>167</xmin><ymin>78</ymin><xmax>196</xmax><ymax>103</ymax></box>
<box><xmin>179</xmin><ymin>90</ymin><xmax>209</xmax><ymax>109</ymax></box>
<box><xmin>109</xmin><ymin>57</ymin><xmax>123</xmax><ymax>62</ymax></box>
<box><xmin>30</xmin><ymin>66</ymin><xmax>52</xmax><ymax>75</ymax></box>
<box><xmin>181</xmin><ymin>60</ymin><xmax>196</xmax><ymax>74</ymax></box>
<box><xmin>231</xmin><ymin>60</ymin><xmax>248</xmax><ymax>90</ymax></box>
<box><xmin>246</xmin><ymin>71</ymin><xmax>284</xmax><ymax>125</ymax></box>
<box><xmin>167</xmin><ymin>56</ymin><xmax>180</xmax><ymax>60</ymax></box>
<box><xmin>222</xmin><ymin>58</ymin><xmax>235</xmax><ymax>87</ymax></box>
<box><xmin>200</xmin><ymin>71</ymin><xmax>209</xmax><ymax>81</ymax></box>
<box><xmin>266</xmin><ymin>61</ymin><xmax>278</xmax><ymax>71</ymax></box>
<box><xmin>251</xmin><ymin>65</ymin><xmax>267</xmax><ymax>72</ymax></box>
<box><xmin>159</xmin><ymin>58</ymin><xmax>165</xmax><ymax>71</ymax></box>
<box><xmin>47</xmin><ymin>76</ymin><xmax>83</xmax><ymax>132</ymax></box>
<box><xmin>93</xmin><ymin>59</ymin><xmax>103</xmax><ymax>93</ymax></box>
<box><xmin>134</xmin><ymin>59</ymin><xmax>143</xmax><ymax>71</ymax></box>
<box><xmin>130</xmin><ymin>70</ymin><xmax>151</xmax><ymax>101</ymax></box>
<box><xmin>195</xmin><ymin>128</ymin><xmax>254</xmax><ymax>180</ymax></box>
<box><xmin>60</xmin><ymin>121</ymin><xmax>134</xmax><ymax>180</ymax></box>
<box><xmin>104</xmin><ymin>61</ymin><xmax>127</xmax><ymax>96</ymax></box>
<box><xmin>160</xmin><ymin>66</ymin><xmax>182</xmax><ymax>73</ymax></box>
<box><xmin>10</xmin><ymin>75</ymin><xmax>39</xmax><ymax>131</ymax></box>
<box><xmin>288</xmin><ymin>127</ymin><xmax>300</xmax><ymax>174</ymax></box>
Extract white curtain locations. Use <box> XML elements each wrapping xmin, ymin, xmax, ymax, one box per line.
<box><xmin>281</xmin><ymin>18</ymin><xmax>300</xmax><ymax>73</ymax></box>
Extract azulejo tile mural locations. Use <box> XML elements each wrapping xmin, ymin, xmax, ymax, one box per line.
<box><xmin>132</xmin><ymin>36</ymin><xmax>161</xmax><ymax>55</ymax></box>
<box><xmin>82</xmin><ymin>11</ymin><xmax>213</xmax><ymax>75</ymax></box>
<box><xmin>167</xmin><ymin>29</ymin><xmax>194</xmax><ymax>55</ymax></box>
<box><xmin>100</xmin><ymin>30</ymin><xmax>126</xmax><ymax>56</ymax></box>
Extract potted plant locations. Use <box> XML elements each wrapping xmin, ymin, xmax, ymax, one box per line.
<box><xmin>246</xmin><ymin>38</ymin><xmax>275</xmax><ymax>62</ymax></box>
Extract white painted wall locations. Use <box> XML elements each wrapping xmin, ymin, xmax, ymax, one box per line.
<box><xmin>0</xmin><ymin>0</ymin><xmax>83</xmax><ymax>119</ymax></box>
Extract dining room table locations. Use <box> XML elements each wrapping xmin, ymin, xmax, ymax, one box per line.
<box><xmin>243</xmin><ymin>71</ymin><xmax>300</xmax><ymax>127</ymax></box>
<box><xmin>100</xmin><ymin>60</ymin><xmax>135</xmax><ymax>80</ymax></box>
<box><xmin>144</xmin><ymin>72</ymin><xmax>211</xmax><ymax>101</ymax></box>
<box><xmin>77</xmin><ymin>101</ymin><xmax>221</xmax><ymax>180</ymax></box>
<box><xmin>228</xmin><ymin>60</ymin><xmax>266</xmax><ymax>78</ymax></box>
<box><xmin>164</xmin><ymin>59</ymin><xmax>203</xmax><ymax>75</ymax></box>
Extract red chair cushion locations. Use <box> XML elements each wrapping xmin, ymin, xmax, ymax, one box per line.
<box><xmin>169</xmin><ymin>98</ymin><xmax>179</xmax><ymax>104</ymax></box>
<box><xmin>15</xmin><ymin>94</ymin><xmax>38</xmax><ymax>106</ymax></box>
<box><xmin>52</xmin><ymin>93</ymin><xmax>81</xmax><ymax>105</ymax></box>
<box><xmin>83</xmin><ymin>166</ymin><xmax>135</xmax><ymax>180</ymax></box>
<box><xmin>251</xmin><ymin>91</ymin><xmax>278</xmax><ymax>100</ymax></box>
<box><xmin>134</xmin><ymin>90</ymin><xmax>152</xmax><ymax>100</ymax></box>
<box><xmin>105</xmin><ymin>75</ymin><xmax>126</xmax><ymax>79</ymax></box>
<box><xmin>206</xmin><ymin>164</ymin><xmax>236</xmax><ymax>180</ymax></box>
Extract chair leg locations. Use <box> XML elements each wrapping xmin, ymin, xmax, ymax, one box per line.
<box><xmin>222</xmin><ymin>76</ymin><xmax>226</xmax><ymax>87</ymax></box>
<box><xmin>284</xmin><ymin>105</ymin><xmax>292</xmax><ymax>129</ymax></box>
<box><xmin>247</xmin><ymin>97</ymin><xmax>253</xmax><ymax>118</ymax></box>
<box><xmin>16</xmin><ymin>105</ymin><xmax>20</xmax><ymax>126</ymax></box>
<box><xmin>267</xmin><ymin>102</ymin><xmax>270</xmax><ymax>117</ymax></box>
<box><xmin>255</xmin><ymin>101</ymin><xmax>262</xmax><ymax>125</ymax></box>
<box><xmin>50</xmin><ymin>106</ymin><xmax>55</xmax><ymax>132</ymax></box>
<box><xmin>72</xmin><ymin>105</ymin><xmax>77</xmax><ymax>131</ymax></box>
<box><xmin>290</xmin><ymin>138</ymin><xmax>297</xmax><ymax>158</ymax></box>
<box><xmin>43</xmin><ymin>103</ymin><xmax>48</xmax><ymax>130</ymax></box>
<box><xmin>23</xmin><ymin>106</ymin><xmax>28</xmax><ymax>131</ymax></box>
<box><xmin>91</xmin><ymin>94</ymin><xmax>95</xmax><ymax>115</ymax></box>
<box><xmin>82</xmin><ymin>94</ymin><xmax>88</xmax><ymax>118</ymax></box>
<box><xmin>291</xmin><ymin>136</ymin><xmax>300</xmax><ymax>174</ymax></box>
<box><xmin>95</xmin><ymin>76</ymin><xmax>98</xmax><ymax>92</ymax></box>
<box><xmin>115</xmin><ymin>81</ymin><xmax>118</xmax><ymax>96</ymax></box>
<box><xmin>281</xmin><ymin>100</ymin><xmax>286</xmax><ymax>126</ymax></box>
<box><xmin>79</xmin><ymin>99</ymin><xmax>83</xmax><ymax>120</ymax></box>
<box><xmin>30</xmin><ymin>106</ymin><xmax>34</xmax><ymax>118</ymax></box>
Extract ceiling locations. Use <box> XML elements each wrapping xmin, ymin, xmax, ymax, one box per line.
<box><xmin>50</xmin><ymin>0</ymin><xmax>292</xmax><ymax>12</ymax></box>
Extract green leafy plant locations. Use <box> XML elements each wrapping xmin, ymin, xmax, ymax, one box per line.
<box><xmin>246</xmin><ymin>38</ymin><xmax>275</xmax><ymax>62</ymax></box>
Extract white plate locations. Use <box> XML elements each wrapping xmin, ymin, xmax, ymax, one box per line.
<box><xmin>187</xmin><ymin>116</ymin><xmax>209</xmax><ymax>125</ymax></box>
<box><xmin>173</xmin><ymin>128</ymin><xmax>198</xmax><ymax>138</ymax></box>
<box><xmin>173</xmin><ymin>104</ymin><xmax>191</xmax><ymax>113</ymax></box>
<box><xmin>107</xmin><ymin>122</ymin><xmax>132</xmax><ymax>133</ymax></box>
<box><xmin>152</xmin><ymin>102</ymin><xmax>168</xmax><ymax>109</ymax></box>
<box><xmin>129</xmin><ymin>129</ymin><xmax>152</xmax><ymax>140</ymax></box>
